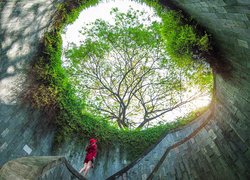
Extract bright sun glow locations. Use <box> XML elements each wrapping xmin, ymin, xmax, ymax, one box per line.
<box><xmin>62</xmin><ymin>0</ymin><xmax>211</xmax><ymax>124</ymax></box>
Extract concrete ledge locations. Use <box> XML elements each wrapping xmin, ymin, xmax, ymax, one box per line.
<box><xmin>0</xmin><ymin>156</ymin><xmax>85</xmax><ymax>180</ymax></box>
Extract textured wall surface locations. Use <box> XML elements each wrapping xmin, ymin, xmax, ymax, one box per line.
<box><xmin>56</xmin><ymin>139</ymin><xmax>129</xmax><ymax>180</ymax></box>
<box><xmin>0</xmin><ymin>0</ymin><xmax>250</xmax><ymax>179</ymax></box>
<box><xmin>108</xmin><ymin>110</ymin><xmax>214</xmax><ymax>179</ymax></box>
<box><xmin>0</xmin><ymin>0</ymin><xmax>58</xmax><ymax>164</ymax></box>
<box><xmin>0</xmin><ymin>156</ymin><xmax>85</xmax><ymax>179</ymax></box>
<box><xmin>162</xmin><ymin>0</ymin><xmax>250</xmax><ymax>178</ymax></box>
<box><xmin>108</xmin><ymin>0</ymin><xmax>250</xmax><ymax>179</ymax></box>
<box><xmin>165</xmin><ymin>0</ymin><xmax>250</xmax><ymax>178</ymax></box>
<box><xmin>0</xmin><ymin>1</ymin><xmax>129</xmax><ymax>180</ymax></box>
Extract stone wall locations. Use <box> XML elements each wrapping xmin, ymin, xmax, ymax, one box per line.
<box><xmin>108</xmin><ymin>110</ymin><xmax>214</xmax><ymax>179</ymax></box>
<box><xmin>0</xmin><ymin>0</ymin><xmax>59</xmax><ymax>165</ymax></box>
<box><xmin>108</xmin><ymin>0</ymin><xmax>250</xmax><ymax>179</ymax></box>
<box><xmin>0</xmin><ymin>156</ymin><xmax>85</xmax><ymax>180</ymax></box>
<box><xmin>0</xmin><ymin>1</ymin><xmax>129</xmax><ymax>179</ymax></box>
<box><xmin>153</xmin><ymin>105</ymin><xmax>250</xmax><ymax>179</ymax></box>
<box><xmin>165</xmin><ymin>0</ymin><xmax>250</xmax><ymax>177</ymax></box>
<box><xmin>155</xmin><ymin>0</ymin><xmax>250</xmax><ymax>178</ymax></box>
<box><xmin>1</xmin><ymin>0</ymin><xmax>250</xmax><ymax>179</ymax></box>
<box><xmin>55</xmin><ymin>139</ymin><xmax>129</xmax><ymax>180</ymax></box>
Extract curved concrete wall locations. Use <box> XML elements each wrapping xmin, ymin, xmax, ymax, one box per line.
<box><xmin>0</xmin><ymin>0</ymin><xmax>250</xmax><ymax>179</ymax></box>
<box><xmin>108</xmin><ymin>0</ymin><xmax>250</xmax><ymax>179</ymax></box>
<box><xmin>0</xmin><ymin>1</ymin><xmax>129</xmax><ymax>179</ymax></box>
<box><xmin>164</xmin><ymin>0</ymin><xmax>250</xmax><ymax>178</ymax></box>
<box><xmin>0</xmin><ymin>156</ymin><xmax>85</xmax><ymax>179</ymax></box>
<box><xmin>0</xmin><ymin>0</ymin><xmax>58</xmax><ymax>164</ymax></box>
<box><xmin>109</xmin><ymin>106</ymin><xmax>249</xmax><ymax>179</ymax></box>
<box><xmin>55</xmin><ymin>139</ymin><xmax>129</xmax><ymax>179</ymax></box>
<box><xmin>107</xmin><ymin>109</ymin><xmax>214</xmax><ymax>179</ymax></box>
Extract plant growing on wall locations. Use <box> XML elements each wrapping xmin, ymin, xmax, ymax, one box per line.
<box><xmin>65</xmin><ymin>8</ymin><xmax>211</xmax><ymax>129</ymax></box>
<box><xmin>22</xmin><ymin>0</ymin><xmax>213</xmax><ymax>160</ymax></box>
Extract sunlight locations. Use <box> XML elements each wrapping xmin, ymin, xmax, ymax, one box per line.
<box><xmin>61</xmin><ymin>0</ymin><xmax>212</xmax><ymax>126</ymax></box>
<box><xmin>62</xmin><ymin>0</ymin><xmax>160</xmax><ymax>48</ymax></box>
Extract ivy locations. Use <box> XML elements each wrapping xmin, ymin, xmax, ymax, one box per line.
<box><xmin>22</xmin><ymin>0</ymin><xmax>212</xmax><ymax>161</ymax></box>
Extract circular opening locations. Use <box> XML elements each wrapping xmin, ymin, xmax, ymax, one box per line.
<box><xmin>23</xmin><ymin>0</ymin><xmax>214</xmax><ymax>160</ymax></box>
<box><xmin>61</xmin><ymin>0</ymin><xmax>213</xmax><ymax>129</ymax></box>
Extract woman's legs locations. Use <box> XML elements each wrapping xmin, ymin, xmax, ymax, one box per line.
<box><xmin>83</xmin><ymin>161</ymin><xmax>92</xmax><ymax>177</ymax></box>
<box><xmin>79</xmin><ymin>163</ymin><xmax>87</xmax><ymax>174</ymax></box>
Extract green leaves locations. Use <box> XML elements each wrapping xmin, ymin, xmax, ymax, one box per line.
<box><xmin>66</xmin><ymin>39</ymin><xmax>110</xmax><ymax>65</ymax></box>
<box><xmin>161</xmin><ymin>11</ymin><xmax>197</xmax><ymax>57</ymax></box>
<box><xmin>26</xmin><ymin>0</ymin><xmax>214</xmax><ymax>161</ymax></box>
<box><xmin>64</xmin><ymin>7</ymin><xmax>213</xmax><ymax>131</ymax></box>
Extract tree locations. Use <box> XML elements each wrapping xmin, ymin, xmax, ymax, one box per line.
<box><xmin>65</xmin><ymin>8</ymin><xmax>211</xmax><ymax>129</ymax></box>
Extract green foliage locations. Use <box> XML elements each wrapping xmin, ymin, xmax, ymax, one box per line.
<box><xmin>173</xmin><ymin>105</ymin><xmax>209</xmax><ymax>126</ymax></box>
<box><xmin>141</xmin><ymin>0</ymin><xmax>213</xmax><ymax>92</ymax></box>
<box><xmin>23</xmin><ymin>0</ymin><xmax>214</xmax><ymax>161</ymax></box>
<box><xmin>198</xmin><ymin>34</ymin><xmax>210</xmax><ymax>51</ymax></box>
<box><xmin>67</xmin><ymin>39</ymin><xmax>111</xmax><ymax>64</ymax></box>
<box><xmin>160</xmin><ymin>11</ymin><xmax>211</xmax><ymax>58</ymax></box>
<box><xmin>66</xmin><ymin>7</ymin><xmax>212</xmax><ymax>130</ymax></box>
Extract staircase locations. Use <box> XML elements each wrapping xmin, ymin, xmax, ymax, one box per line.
<box><xmin>106</xmin><ymin>110</ymin><xmax>213</xmax><ymax>180</ymax></box>
<box><xmin>1</xmin><ymin>107</ymin><xmax>249</xmax><ymax>180</ymax></box>
<box><xmin>0</xmin><ymin>156</ymin><xmax>85</xmax><ymax>180</ymax></box>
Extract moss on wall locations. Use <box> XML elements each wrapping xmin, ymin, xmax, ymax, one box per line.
<box><xmin>22</xmin><ymin>0</ymin><xmax>212</xmax><ymax>161</ymax></box>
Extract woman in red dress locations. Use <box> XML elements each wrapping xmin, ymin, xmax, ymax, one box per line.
<box><xmin>79</xmin><ymin>138</ymin><xmax>97</xmax><ymax>177</ymax></box>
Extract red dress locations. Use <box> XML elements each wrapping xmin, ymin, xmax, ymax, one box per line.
<box><xmin>84</xmin><ymin>143</ymin><xmax>97</xmax><ymax>163</ymax></box>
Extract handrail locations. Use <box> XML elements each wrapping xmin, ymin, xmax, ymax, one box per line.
<box><xmin>147</xmin><ymin>108</ymin><xmax>214</xmax><ymax>179</ymax></box>
<box><xmin>38</xmin><ymin>156</ymin><xmax>86</xmax><ymax>179</ymax></box>
<box><xmin>0</xmin><ymin>156</ymin><xmax>86</xmax><ymax>180</ymax></box>
<box><xmin>107</xmin><ymin>107</ymin><xmax>214</xmax><ymax>180</ymax></box>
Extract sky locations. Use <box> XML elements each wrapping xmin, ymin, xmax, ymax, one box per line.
<box><xmin>62</xmin><ymin>0</ymin><xmax>159</xmax><ymax>48</ymax></box>
<box><xmin>61</xmin><ymin>0</ymin><xmax>211</xmax><ymax>124</ymax></box>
